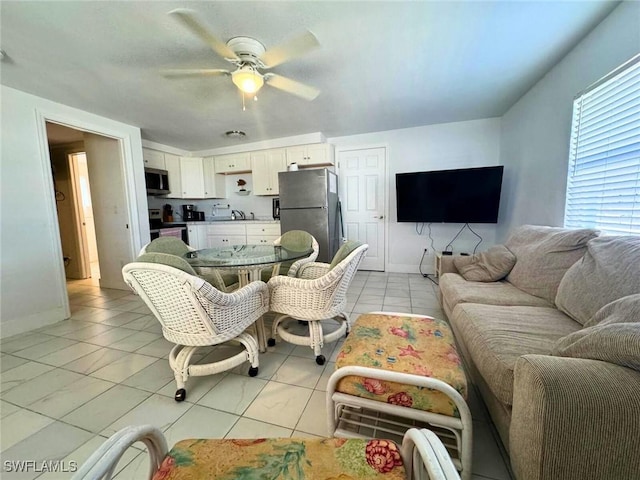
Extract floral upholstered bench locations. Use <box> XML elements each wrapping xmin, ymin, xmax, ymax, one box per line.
<box><xmin>72</xmin><ymin>425</ymin><xmax>461</xmax><ymax>480</ymax></box>
<box><xmin>326</xmin><ymin>312</ymin><xmax>472</xmax><ymax>480</ymax></box>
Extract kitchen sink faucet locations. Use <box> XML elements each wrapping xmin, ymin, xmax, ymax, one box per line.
<box><xmin>231</xmin><ymin>210</ymin><xmax>245</xmax><ymax>220</ymax></box>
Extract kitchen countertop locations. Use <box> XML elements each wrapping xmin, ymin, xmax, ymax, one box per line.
<box><xmin>165</xmin><ymin>218</ymin><xmax>280</xmax><ymax>225</ymax></box>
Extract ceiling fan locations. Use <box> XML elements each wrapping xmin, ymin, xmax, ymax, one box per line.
<box><xmin>164</xmin><ymin>9</ymin><xmax>321</xmax><ymax>102</ymax></box>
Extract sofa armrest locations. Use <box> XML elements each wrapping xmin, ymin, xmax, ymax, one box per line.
<box><xmin>438</xmin><ymin>255</ymin><xmax>460</xmax><ymax>275</ymax></box>
<box><xmin>510</xmin><ymin>355</ymin><xmax>640</xmax><ymax>480</ymax></box>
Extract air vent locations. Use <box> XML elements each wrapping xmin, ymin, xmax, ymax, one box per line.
<box><xmin>225</xmin><ymin>130</ymin><xmax>246</xmax><ymax>139</ymax></box>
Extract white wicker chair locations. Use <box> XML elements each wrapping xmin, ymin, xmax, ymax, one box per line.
<box><xmin>72</xmin><ymin>424</ymin><xmax>460</xmax><ymax>480</ymax></box>
<box><xmin>139</xmin><ymin>237</ymin><xmax>239</xmax><ymax>292</ymax></box>
<box><xmin>267</xmin><ymin>242</ymin><xmax>368</xmax><ymax>365</ymax></box>
<box><xmin>122</xmin><ymin>261</ymin><xmax>269</xmax><ymax>402</ymax></box>
<box><xmin>262</xmin><ymin>230</ymin><xmax>320</xmax><ymax>282</ymax></box>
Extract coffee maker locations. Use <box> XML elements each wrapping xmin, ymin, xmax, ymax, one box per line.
<box><xmin>182</xmin><ymin>204</ymin><xmax>196</xmax><ymax>221</ymax></box>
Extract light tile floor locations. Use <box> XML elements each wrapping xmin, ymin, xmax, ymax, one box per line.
<box><xmin>0</xmin><ymin>271</ymin><xmax>513</xmax><ymax>480</ymax></box>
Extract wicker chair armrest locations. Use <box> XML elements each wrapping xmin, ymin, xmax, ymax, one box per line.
<box><xmin>72</xmin><ymin>425</ymin><xmax>167</xmax><ymax>480</ymax></box>
<box><xmin>268</xmin><ymin>268</ymin><xmax>342</xmax><ymax>292</ymax></box>
<box><xmin>196</xmin><ymin>278</ymin><xmax>269</xmax><ymax>307</ymax></box>
<box><xmin>296</xmin><ymin>262</ymin><xmax>331</xmax><ymax>279</ymax></box>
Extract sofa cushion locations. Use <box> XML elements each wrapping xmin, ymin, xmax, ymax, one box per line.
<box><xmin>504</xmin><ymin>225</ymin><xmax>599</xmax><ymax>304</ymax></box>
<box><xmin>552</xmin><ymin>295</ymin><xmax>640</xmax><ymax>371</ymax></box>
<box><xmin>439</xmin><ymin>273</ymin><xmax>551</xmax><ymax>317</ymax></box>
<box><xmin>451</xmin><ymin>303</ymin><xmax>581</xmax><ymax>406</ymax></box>
<box><xmin>555</xmin><ymin>236</ymin><xmax>640</xmax><ymax>325</ymax></box>
<box><xmin>453</xmin><ymin>245</ymin><xmax>516</xmax><ymax>282</ymax></box>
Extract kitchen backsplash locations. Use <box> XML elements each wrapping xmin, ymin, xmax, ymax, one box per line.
<box><xmin>146</xmin><ymin>173</ymin><xmax>276</xmax><ymax>221</ymax></box>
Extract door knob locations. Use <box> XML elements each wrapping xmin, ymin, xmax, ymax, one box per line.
<box><xmin>374</xmin><ymin>215</ymin><xmax>384</xmax><ymax>219</ymax></box>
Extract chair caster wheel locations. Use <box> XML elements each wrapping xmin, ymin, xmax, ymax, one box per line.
<box><xmin>267</xmin><ymin>338</ymin><xmax>276</xmax><ymax>347</ymax></box>
<box><xmin>315</xmin><ymin>355</ymin><xmax>326</xmax><ymax>366</ymax></box>
<box><xmin>174</xmin><ymin>389</ymin><xmax>186</xmax><ymax>402</ymax></box>
<box><xmin>248</xmin><ymin>366</ymin><xmax>259</xmax><ymax>377</ymax></box>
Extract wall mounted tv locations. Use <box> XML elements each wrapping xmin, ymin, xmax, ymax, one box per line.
<box><xmin>396</xmin><ymin>166</ymin><xmax>504</xmax><ymax>223</ymax></box>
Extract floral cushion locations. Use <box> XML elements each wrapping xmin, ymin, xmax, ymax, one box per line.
<box><xmin>335</xmin><ymin>313</ymin><xmax>467</xmax><ymax>417</ymax></box>
<box><xmin>152</xmin><ymin>437</ymin><xmax>406</xmax><ymax>480</ymax></box>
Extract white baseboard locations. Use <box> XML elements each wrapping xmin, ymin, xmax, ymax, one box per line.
<box><xmin>1</xmin><ymin>306</ymin><xmax>66</xmax><ymax>339</ymax></box>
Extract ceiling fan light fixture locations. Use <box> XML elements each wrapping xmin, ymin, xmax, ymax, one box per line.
<box><xmin>225</xmin><ymin>130</ymin><xmax>246</xmax><ymax>139</ymax></box>
<box><xmin>231</xmin><ymin>66</ymin><xmax>264</xmax><ymax>94</ymax></box>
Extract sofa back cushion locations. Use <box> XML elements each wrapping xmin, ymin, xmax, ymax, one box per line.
<box><xmin>504</xmin><ymin>225</ymin><xmax>599</xmax><ymax>303</ymax></box>
<box><xmin>453</xmin><ymin>245</ymin><xmax>516</xmax><ymax>282</ymax></box>
<box><xmin>552</xmin><ymin>294</ymin><xmax>640</xmax><ymax>371</ymax></box>
<box><xmin>555</xmin><ymin>235</ymin><xmax>640</xmax><ymax>325</ymax></box>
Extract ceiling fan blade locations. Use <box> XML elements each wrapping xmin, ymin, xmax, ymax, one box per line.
<box><xmin>169</xmin><ymin>9</ymin><xmax>239</xmax><ymax>60</ymax></box>
<box><xmin>265</xmin><ymin>73</ymin><xmax>320</xmax><ymax>101</ymax></box>
<box><xmin>259</xmin><ymin>30</ymin><xmax>320</xmax><ymax>68</ymax></box>
<box><xmin>162</xmin><ymin>68</ymin><xmax>230</xmax><ymax>78</ymax></box>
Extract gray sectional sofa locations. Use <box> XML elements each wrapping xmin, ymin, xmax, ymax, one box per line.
<box><xmin>437</xmin><ymin>225</ymin><xmax>640</xmax><ymax>480</ymax></box>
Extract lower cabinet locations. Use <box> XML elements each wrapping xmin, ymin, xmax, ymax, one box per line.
<box><xmin>188</xmin><ymin>223</ymin><xmax>281</xmax><ymax>249</ymax></box>
<box><xmin>246</xmin><ymin>223</ymin><xmax>280</xmax><ymax>244</ymax></box>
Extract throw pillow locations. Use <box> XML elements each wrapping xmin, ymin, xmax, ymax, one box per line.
<box><xmin>504</xmin><ymin>225</ymin><xmax>599</xmax><ymax>303</ymax></box>
<box><xmin>555</xmin><ymin>235</ymin><xmax>640</xmax><ymax>325</ymax></box>
<box><xmin>453</xmin><ymin>245</ymin><xmax>516</xmax><ymax>282</ymax></box>
<box><xmin>552</xmin><ymin>295</ymin><xmax>640</xmax><ymax>371</ymax></box>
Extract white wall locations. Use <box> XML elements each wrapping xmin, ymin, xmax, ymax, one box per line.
<box><xmin>329</xmin><ymin>118</ymin><xmax>502</xmax><ymax>273</ymax></box>
<box><xmin>0</xmin><ymin>86</ymin><xmax>148</xmax><ymax>338</ymax></box>
<box><xmin>498</xmin><ymin>1</ymin><xmax>640</xmax><ymax>240</ymax></box>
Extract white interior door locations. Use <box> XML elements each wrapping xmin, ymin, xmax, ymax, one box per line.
<box><xmin>338</xmin><ymin>147</ymin><xmax>386</xmax><ymax>271</ymax></box>
<box><xmin>68</xmin><ymin>153</ymin><xmax>91</xmax><ymax>279</ymax></box>
<box><xmin>83</xmin><ymin>133</ymin><xmax>132</xmax><ymax>289</ymax></box>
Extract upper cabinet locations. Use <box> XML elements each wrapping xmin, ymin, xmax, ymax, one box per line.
<box><xmin>251</xmin><ymin>148</ymin><xmax>287</xmax><ymax>196</ymax></box>
<box><xmin>180</xmin><ymin>156</ymin><xmax>205</xmax><ymax>199</ymax></box>
<box><xmin>203</xmin><ymin>156</ymin><xmax>226</xmax><ymax>198</ymax></box>
<box><xmin>214</xmin><ymin>152</ymin><xmax>251</xmax><ymax>174</ymax></box>
<box><xmin>286</xmin><ymin>143</ymin><xmax>334</xmax><ymax>167</ymax></box>
<box><xmin>162</xmin><ymin>155</ymin><xmax>225</xmax><ymax>199</ymax></box>
<box><xmin>164</xmin><ymin>153</ymin><xmax>182</xmax><ymax>199</ymax></box>
<box><xmin>142</xmin><ymin>148</ymin><xmax>166</xmax><ymax>169</ymax></box>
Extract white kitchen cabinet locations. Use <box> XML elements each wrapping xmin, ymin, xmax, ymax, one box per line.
<box><xmin>164</xmin><ymin>153</ymin><xmax>183</xmax><ymax>199</ymax></box>
<box><xmin>204</xmin><ymin>224</ymin><xmax>246</xmax><ymax>248</ymax></box>
<box><xmin>246</xmin><ymin>223</ymin><xmax>280</xmax><ymax>244</ymax></box>
<box><xmin>286</xmin><ymin>144</ymin><xmax>334</xmax><ymax>167</ymax></box>
<box><xmin>187</xmin><ymin>224</ymin><xmax>206</xmax><ymax>250</ymax></box>
<box><xmin>251</xmin><ymin>148</ymin><xmax>287</xmax><ymax>195</ymax></box>
<box><xmin>142</xmin><ymin>148</ymin><xmax>166</xmax><ymax>169</ymax></box>
<box><xmin>203</xmin><ymin>156</ymin><xmax>226</xmax><ymax>198</ymax></box>
<box><xmin>214</xmin><ymin>152</ymin><xmax>251</xmax><ymax>174</ymax></box>
<box><xmin>180</xmin><ymin>156</ymin><xmax>205</xmax><ymax>198</ymax></box>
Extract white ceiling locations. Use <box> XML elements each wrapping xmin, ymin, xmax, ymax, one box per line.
<box><xmin>2</xmin><ymin>1</ymin><xmax>619</xmax><ymax>151</ymax></box>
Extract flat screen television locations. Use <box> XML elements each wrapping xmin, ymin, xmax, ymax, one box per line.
<box><xmin>396</xmin><ymin>166</ymin><xmax>504</xmax><ymax>223</ymax></box>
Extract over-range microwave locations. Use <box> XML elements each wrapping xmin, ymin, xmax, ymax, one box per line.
<box><xmin>145</xmin><ymin>168</ymin><xmax>170</xmax><ymax>195</ymax></box>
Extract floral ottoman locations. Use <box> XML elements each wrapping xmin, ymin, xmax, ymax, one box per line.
<box><xmin>152</xmin><ymin>437</ymin><xmax>406</xmax><ymax>480</ymax></box>
<box><xmin>326</xmin><ymin>312</ymin><xmax>472</xmax><ymax>480</ymax></box>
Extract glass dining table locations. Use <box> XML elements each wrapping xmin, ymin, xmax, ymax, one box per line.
<box><xmin>182</xmin><ymin>244</ymin><xmax>314</xmax><ymax>351</ymax></box>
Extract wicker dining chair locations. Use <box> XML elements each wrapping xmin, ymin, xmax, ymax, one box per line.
<box><xmin>261</xmin><ymin>230</ymin><xmax>320</xmax><ymax>282</ymax></box>
<box><xmin>140</xmin><ymin>237</ymin><xmax>239</xmax><ymax>292</ymax></box>
<box><xmin>267</xmin><ymin>241</ymin><xmax>368</xmax><ymax>365</ymax></box>
<box><xmin>122</xmin><ymin>260</ymin><xmax>269</xmax><ymax>402</ymax></box>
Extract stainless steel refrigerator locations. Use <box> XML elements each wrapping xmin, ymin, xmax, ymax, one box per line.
<box><xmin>278</xmin><ymin>169</ymin><xmax>340</xmax><ymax>263</ymax></box>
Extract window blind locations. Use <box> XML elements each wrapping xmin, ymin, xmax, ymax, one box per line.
<box><xmin>564</xmin><ymin>55</ymin><xmax>640</xmax><ymax>235</ymax></box>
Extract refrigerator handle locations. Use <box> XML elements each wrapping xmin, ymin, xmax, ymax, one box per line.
<box><xmin>337</xmin><ymin>199</ymin><xmax>346</xmax><ymax>243</ymax></box>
